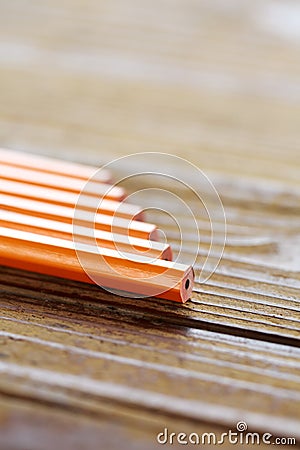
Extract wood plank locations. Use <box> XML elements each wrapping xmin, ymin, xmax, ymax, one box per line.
<box><xmin>1</xmin><ymin>274</ymin><xmax>300</xmax><ymax>440</ymax></box>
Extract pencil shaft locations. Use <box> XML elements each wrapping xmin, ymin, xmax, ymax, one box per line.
<box><xmin>0</xmin><ymin>148</ymin><xmax>111</xmax><ymax>182</ymax></box>
<box><xmin>0</xmin><ymin>227</ymin><xmax>193</xmax><ymax>302</ymax></box>
<box><xmin>0</xmin><ymin>191</ymin><xmax>144</xmax><ymax>221</ymax></box>
<box><xmin>0</xmin><ymin>198</ymin><xmax>156</xmax><ymax>239</ymax></box>
<box><xmin>0</xmin><ymin>165</ymin><xmax>125</xmax><ymax>201</ymax></box>
<box><xmin>0</xmin><ymin>210</ymin><xmax>171</xmax><ymax>260</ymax></box>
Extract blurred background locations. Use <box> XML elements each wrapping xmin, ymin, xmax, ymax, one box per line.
<box><xmin>0</xmin><ymin>0</ymin><xmax>299</xmax><ymax>186</ymax></box>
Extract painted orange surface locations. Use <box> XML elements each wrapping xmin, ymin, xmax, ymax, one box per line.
<box><xmin>0</xmin><ymin>199</ymin><xmax>156</xmax><ymax>240</ymax></box>
<box><xmin>0</xmin><ymin>166</ymin><xmax>125</xmax><ymax>201</ymax></box>
<box><xmin>0</xmin><ymin>148</ymin><xmax>112</xmax><ymax>182</ymax></box>
<box><xmin>0</xmin><ymin>227</ymin><xmax>193</xmax><ymax>302</ymax></box>
<box><xmin>0</xmin><ymin>192</ymin><xmax>144</xmax><ymax>221</ymax></box>
<box><xmin>0</xmin><ymin>210</ymin><xmax>172</xmax><ymax>260</ymax></box>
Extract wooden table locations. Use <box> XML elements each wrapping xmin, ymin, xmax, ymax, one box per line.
<box><xmin>0</xmin><ymin>1</ymin><xmax>299</xmax><ymax>448</ymax></box>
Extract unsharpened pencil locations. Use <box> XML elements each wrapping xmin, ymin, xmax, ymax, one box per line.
<box><xmin>0</xmin><ymin>191</ymin><xmax>144</xmax><ymax>221</ymax></box>
<box><xmin>0</xmin><ymin>227</ymin><xmax>194</xmax><ymax>303</ymax></box>
<box><xmin>0</xmin><ymin>196</ymin><xmax>157</xmax><ymax>240</ymax></box>
<box><xmin>0</xmin><ymin>210</ymin><xmax>172</xmax><ymax>260</ymax></box>
<box><xmin>0</xmin><ymin>166</ymin><xmax>125</xmax><ymax>201</ymax></box>
<box><xmin>0</xmin><ymin>148</ymin><xmax>111</xmax><ymax>183</ymax></box>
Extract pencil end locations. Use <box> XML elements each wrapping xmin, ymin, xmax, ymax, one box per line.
<box><xmin>180</xmin><ymin>266</ymin><xmax>194</xmax><ymax>303</ymax></box>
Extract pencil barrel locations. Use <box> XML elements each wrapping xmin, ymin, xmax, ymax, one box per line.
<box><xmin>0</xmin><ymin>210</ymin><xmax>172</xmax><ymax>260</ymax></box>
<box><xmin>0</xmin><ymin>167</ymin><xmax>125</xmax><ymax>201</ymax></box>
<box><xmin>0</xmin><ymin>227</ymin><xmax>193</xmax><ymax>303</ymax></box>
<box><xmin>0</xmin><ymin>148</ymin><xmax>111</xmax><ymax>182</ymax></box>
<box><xmin>0</xmin><ymin>191</ymin><xmax>144</xmax><ymax>220</ymax></box>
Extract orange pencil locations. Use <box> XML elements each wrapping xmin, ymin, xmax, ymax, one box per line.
<box><xmin>0</xmin><ymin>148</ymin><xmax>111</xmax><ymax>183</ymax></box>
<box><xmin>0</xmin><ymin>165</ymin><xmax>125</xmax><ymax>201</ymax></box>
<box><xmin>0</xmin><ymin>227</ymin><xmax>194</xmax><ymax>303</ymax></box>
<box><xmin>0</xmin><ymin>210</ymin><xmax>172</xmax><ymax>260</ymax></box>
<box><xmin>0</xmin><ymin>198</ymin><xmax>157</xmax><ymax>239</ymax></box>
<box><xmin>0</xmin><ymin>191</ymin><xmax>144</xmax><ymax>221</ymax></box>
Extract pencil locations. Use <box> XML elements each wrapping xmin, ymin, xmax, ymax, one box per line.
<box><xmin>0</xmin><ymin>148</ymin><xmax>111</xmax><ymax>183</ymax></box>
<box><xmin>0</xmin><ymin>191</ymin><xmax>144</xmax><ymax>221</ymax></box>
<box><xmin>0</xmin><ymin>210</ymin><xmax>172</xmax><ymax>260</ymax></box>
<box><xmin>0</xmin><ymin>227</ymin><xmax>194</xmax><ymax>303</ymax></box>
<box><xmin>0</xmin><ymin>165</ymin><xmax>125</xmax><ymax>201</ymax></box>
<box><xmin>0</xmin><ymin>197</ymin><xmax>157</xmax><ymax>239</ymax></box>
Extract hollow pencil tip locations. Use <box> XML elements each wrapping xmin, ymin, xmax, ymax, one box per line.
<box><xmin>180</xmin><ymin>266</ymin><xmax>194</xmax><ymax>303</ymax></box>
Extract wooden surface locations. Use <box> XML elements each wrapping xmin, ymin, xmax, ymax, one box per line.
<box><xmin>0</xmin><ymin>0</ymin><xmax>300</xmax><ymax>448</ymax></box>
